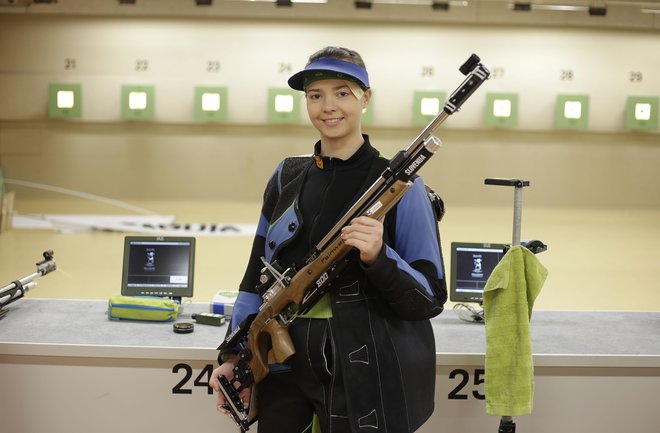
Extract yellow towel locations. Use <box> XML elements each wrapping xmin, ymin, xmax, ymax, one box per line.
<box><xmin>483</xmin><ymin>245</ymin><xmax>548</xmax><ymax>417</ymax></box>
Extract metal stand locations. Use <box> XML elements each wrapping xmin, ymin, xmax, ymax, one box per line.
<box><xmin>484</xmin><ymin>179</ymin><xmax>548</xmax><ymax>433</ymax></box>
<box><xmin>0</xmin><ymin>250</ymin><xmax>57</xmax><ymax>319</ymax></box>
<box><xmin>485</xmin><ymin>178</ymin><xmax>548</xmax><ymax>255</ymax></box>
<box><xmin>484</xmin><ymin>178</ymin><xmax>529</xmax><ymax>246</ymax></box>
<box><xmin>498</xmin><ymin>416</ymin><xmax>516</xmax><ymax>433</ymax></box>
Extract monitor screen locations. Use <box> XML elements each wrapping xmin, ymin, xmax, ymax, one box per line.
<box><xmin>450</xmin><ymin>242</ymin><xmax>506</xmax><ymax>304</ymax></box>
<box><xmin>121</xmin><ymin>236</ymin><xmax>195</xmax><ymax>299</ymax></box>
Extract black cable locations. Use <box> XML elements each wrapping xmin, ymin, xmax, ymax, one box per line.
<box><xmin>453</xmin><ymin>303</ymin><xmax>485</xmax><ymax>323</ymax></box>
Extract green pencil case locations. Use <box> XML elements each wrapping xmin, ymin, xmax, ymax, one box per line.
<box><xmin>108</xmin><ymin>296</ymin><xmax>179</xmax><ymax>322</ymax></box>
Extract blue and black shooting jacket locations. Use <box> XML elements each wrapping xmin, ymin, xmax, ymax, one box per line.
<box><xmin>222</xmin><ymin>135</ymin><xmax>447</xmax><ymax>433</ymax></box>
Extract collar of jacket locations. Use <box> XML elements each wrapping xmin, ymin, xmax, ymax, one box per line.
<box><xmin>312</xmin><ymin>134</ymin><xmax>376</xmax><ymax>171</ymax></box>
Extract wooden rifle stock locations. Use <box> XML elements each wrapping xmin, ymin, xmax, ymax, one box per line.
<box><xmin>246</xmin><ymin>179</ymin><xmax>412</xmax><ymax>384</ymax></box>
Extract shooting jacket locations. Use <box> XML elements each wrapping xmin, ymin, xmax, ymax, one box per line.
<box><xmin>224</xmin><ymin>135</ymin><xmax>447</xmax><ymax>433</ymax></box>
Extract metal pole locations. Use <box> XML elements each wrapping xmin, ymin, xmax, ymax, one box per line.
<box><xmin>512</xmin><ymin>185</ymin><xmax>523</xmax><ymax>246</ymax></box>
<box><xmin>484</xmin><ymin>178</ymin><xmax>529</xmax><ymax>247</ymax></box>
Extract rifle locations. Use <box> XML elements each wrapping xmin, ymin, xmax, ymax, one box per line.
<box><xmin>0</xmin><ymin>250</ymin><xmax>57</xmax><ymax>319</ymax></box>
<box><xmin>217</xmin><ymin>54</ymin><xmax>490</xmax><ymax>431</ymax></box>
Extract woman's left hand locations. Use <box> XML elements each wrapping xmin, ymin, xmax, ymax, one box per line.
<box><xmin>341</xmin><ymin>216</ymin><xmax>384</xmax><ymax>266</ymax></box>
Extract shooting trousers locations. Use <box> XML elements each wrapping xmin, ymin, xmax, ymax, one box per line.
<box><xmin>257</xmin><ymin>318</ymin><xmax>350</xmax><ymax>433</ymax></box>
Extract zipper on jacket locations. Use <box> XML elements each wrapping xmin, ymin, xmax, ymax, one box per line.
<box><xmin>307</xmin><ymin>164</ymin><xmax>336</xmax><ymax>251</ymax></box>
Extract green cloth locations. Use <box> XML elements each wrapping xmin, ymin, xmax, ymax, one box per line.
<box><xmin>483</xmin><ymin>246</ymin><xmax>548</xmax><ymax>417</ymax></box>
<box><xmin>311</xmin><ymin>413</ymin><xmax>321</xmax><ymax>433</ymax></box>
<box><xmin>298</xmin><ymin>293</ymin><xmax>333</xmax><ymax>319</ymax></box>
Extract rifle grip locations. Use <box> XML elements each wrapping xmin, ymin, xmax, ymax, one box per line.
<box><xmin>266</xmin><ymin>319</ymin><xmax>296</xmax><ymax>363</ymax></box>
<box><xmin>247</xmin><ymin>318</ymin><xmax>297</xmax><ymax>385</ymax></box>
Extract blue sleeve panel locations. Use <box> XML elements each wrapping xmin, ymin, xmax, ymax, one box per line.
<box><xmin>384</xmin><ymin>246</ymin><xmax>435</xmax><ymax>297</ymax></box>
<box><xmin>363</xmin><ymin>176</ymin><xmax>446</xmax><ymax>319</ymax></box>
<box><xmin>256</xmin><ymin>212</ymin><xmax>269</xmax><ymax>238</ymax></box>
<box><xmin>386</xmin><ymin>177</ymin><xmax>444</xmax><ymax>295</ymax></box>
<box><xmin>230</xmin><ymin>291</ymin><xmax>262</xmax><ymax>333</ymax></box>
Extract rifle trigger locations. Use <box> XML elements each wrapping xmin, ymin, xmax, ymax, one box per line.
<box><xmin>279</xmin><ymin>309</ymin><xmax>298</xmax><ymax>326</ymax></box>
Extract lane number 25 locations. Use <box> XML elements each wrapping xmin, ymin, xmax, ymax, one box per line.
<box><xmin>448</xmin><ymin>368</ymin><xmax>485</xmax><ymax>400</ymax></box>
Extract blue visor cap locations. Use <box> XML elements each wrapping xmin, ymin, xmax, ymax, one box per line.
<box><xmin>288</xmin><ymin>57</ymin><xmax>370</xmax><ymax>91</ymax></box>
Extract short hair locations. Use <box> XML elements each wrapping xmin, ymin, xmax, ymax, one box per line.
<box><xmin>307</xmin><ymin>46</ymin><xmax>367</xmax><ymax>70</ymax></box>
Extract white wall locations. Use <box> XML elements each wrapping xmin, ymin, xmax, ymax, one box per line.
<box><xmin>1</xmin><ymin>14</ymin><xmax>659</xmax><ymax>208</ymax></box>
<box><xmin>1</xmin><ymin>14</ymin><xmax>660</xmax><ymax>311</ymax></box>
<box><xmin>1</xmin><ymin>15</ymin><xmax>659</xmax><ymax>130</ymax></box>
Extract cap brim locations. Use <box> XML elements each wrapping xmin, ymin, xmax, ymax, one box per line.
<box><xmin>287</xmin><ymin>57</ymin><xmax>370</xmax><ymax>91</ymax></box>
<box><xmin>288</xmin><ymin>71</ymin><xmax>307</xmax><ymax>91</ymax></box>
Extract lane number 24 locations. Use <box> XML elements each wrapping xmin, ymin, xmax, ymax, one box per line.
<box><xmin>172</xmin><ymin>363</ymin><xmax>214</xmax><ymax>395</ymax></box>
<box><xmin>172</xmin><ymin>363</ymin><xmax>485</xmax><ymax>400</ymax></box>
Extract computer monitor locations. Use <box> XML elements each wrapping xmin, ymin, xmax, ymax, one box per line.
<box><xmin>121</xmin><ymin>236</ymin><xmax>195</xmax><ymax>299</ymax></box>
<box><xmin>450</xmin><ymin>242</ymin><xmax>507</xmax><ymax>304</ymax></box>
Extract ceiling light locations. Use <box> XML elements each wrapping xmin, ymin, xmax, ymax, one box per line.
<box><xmin>244</xmin><ymin>0</ymin><xmax>327</xmax><ymax>3</ymax></box>
<box><xmin>355</xmin><ymin>0</ymin><xmax>373</xmax><ymax>9</ymax></box>
<box><xmin>512</xmin><ymin>2</ymin><xmax>531</xmax><ymax>11</ymax></box>
<box><xmin>533</xmin><ymin>4</ymin><xmax>587</xmax><ymax>11</ymax></box>
<box><xmin>432</xmin><ymin>1</ymin><xmax>450</xmax><ymax>10</ymax></box>
<box><xmin>588</xmin><ymin>5</ymin><xmax>607</xmax><ymax>15</ymax></box>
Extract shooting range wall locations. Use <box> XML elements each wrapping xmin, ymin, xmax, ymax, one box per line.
<box><xmin>1</xmin><ymin>9</ymin><xmax>659</xmax><ymax>433</ymax></box>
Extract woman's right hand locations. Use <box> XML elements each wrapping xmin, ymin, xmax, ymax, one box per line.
<box><xmin>210</xmin><ymin>361</ymin><xmax>252</xmax><ymax>420</ymax></box>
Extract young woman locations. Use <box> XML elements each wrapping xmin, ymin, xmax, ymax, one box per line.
<box><xmin>211</xmin><ymin>46</ymin><xmax>447</xmax><ymax>433</ymax></box>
